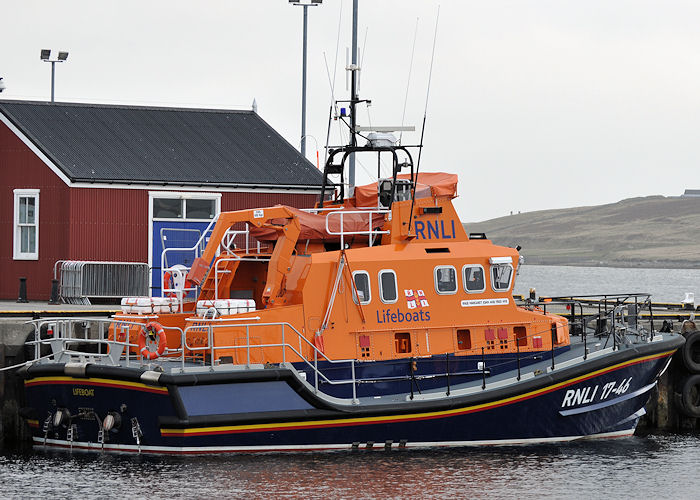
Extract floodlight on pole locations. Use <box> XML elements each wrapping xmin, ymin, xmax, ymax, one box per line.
<box><xmin>289</xmin><ymin>0</ymin><xmax>322</xmax><ymax>159</ymax></box>
<box><xmin>40</xmin><ymin>49</ymin><xmax>69</xmax><ymax>103</ymax></box>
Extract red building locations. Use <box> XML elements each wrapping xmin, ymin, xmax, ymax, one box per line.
<box><xmin>0</xmin><ymin>101</ymin><xmax>322</xmax><ymax>300</ymax></box>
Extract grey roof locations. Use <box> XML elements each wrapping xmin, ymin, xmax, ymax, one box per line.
<box><xmin>0</xmin><ymin>100</ymin><xmax>323</xmax><ymax>189</ymax></box>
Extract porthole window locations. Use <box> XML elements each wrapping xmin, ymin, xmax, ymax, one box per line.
<box><xmin>491</xmin><ymin>263</ymin><xmax>513</xmax><ymax>292</ymax></box>
<box><xmin>352</xmin><ymin>271</ymin><xmax>371</xmax><ymax>305</ymax></box>
<box><xmin>379</xmin><ymin>270</ymin><xmax>398</xmax><ymax>304</ymax></box>
<box><xmin>462</xmin><ymin>265</ymin><xmax>485</xmax><ymax>293</ymax></box>
<box><xmin>434</xmin><ymin>265</ymin><xmax>457</xmax><ymax>295</ymax></box>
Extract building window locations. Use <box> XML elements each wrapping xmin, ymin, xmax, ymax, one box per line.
<box><xmin>462</xmin><ymin>264</ymin><xmax>485</xmax><ymax>293</ymax></box>
<box><xmin>185</xmin><ymin>199</ymin><xmax>216</xmax><ymax>219</ymax></box>
<box><xmin>352</xmin><ymin>271</ymin><xmax>371</xmax><ymax>305</ymax></box>
<box><xmin>434</xmin><ymin>265</ymin><xmax>457</xmax><ymax>295</ymax></box>
<box><xmin>152</xmin><ymin>196</ymin><xmax>217</xmax><ymax>220</ymax></box>
<box><xmin>491</xmin><ymin>263</ymin><xmax>513</xmax><ymax>292</ymax></box>
<box><xmin>13</xmin><ymin>189</ymin><xmax>39</xmax><ymax>260</ymax></box>
<box><xmin>153</xmin><ymin>198</ymin><xmax>183</xmax><ymax>219</ymax></box>
<box><xmin>378</xmin><ymin>269</ymin><xmax>398</xmax><ymax>304</ymax></box>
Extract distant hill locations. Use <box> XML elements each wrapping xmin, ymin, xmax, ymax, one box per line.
<box><xmin>465</xmin><ymin>196</ymin><xmax>700</xmax><ymax>268</ymax></box>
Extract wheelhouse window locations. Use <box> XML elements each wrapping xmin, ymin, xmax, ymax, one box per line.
<box><xmin>13</xmin><ymin>189</ymin><xmax>39</xmax><ymax>260</ymax></box>
<box><xmin>434</xmin><ymin>266</ymin><xmax>457</xmax><ymax>294</ymax></box>
<box><xmin>379</xmin><ymin>269</ymin><xmax>398</xmax><ymax>304</ymax></box>
<box><xmin>352</xmin><ymin>271</ymin><xmax>371</xmax><ymax>305</ymax></box>
<box><xmin>491</xmin><ymin>263</ymin><xmax>513</xmax><ymax>292</ymax></box>
<box><xmin>463</xmin><ymin>265</ymin><xmax>485</xmax><ymax>293</ymax></box>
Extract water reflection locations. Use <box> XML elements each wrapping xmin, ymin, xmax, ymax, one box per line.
<box><xmin>2</xmin><ymin>435</ymin><xmax>698</xmax><ymax>499</ymax></box>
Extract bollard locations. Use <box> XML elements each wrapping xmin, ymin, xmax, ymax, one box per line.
<box><xmin>49</xmin><ymin>279</ymin><xmax>60</xmax><ymax>304</ymax></box>
<box><xmin>17</xmin><ymin>277</ymin><xmax>28</xmax><ymax>303</ymax></box>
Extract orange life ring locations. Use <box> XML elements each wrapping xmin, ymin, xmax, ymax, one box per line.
<box><xmin>139</xmin><ymin>321</ymin><xmax>167</xmax><ymax>360</ymax></box>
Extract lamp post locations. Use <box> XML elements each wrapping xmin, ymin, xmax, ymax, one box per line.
<box><xmin>289</xmin><ymin>0</ymin><xmax>322</xmax><ymax>159</ymax></box>
<box><xmin>40</xmin><ymin>49</ymin><xmax>69</xmax><ymax>103</ymax></box>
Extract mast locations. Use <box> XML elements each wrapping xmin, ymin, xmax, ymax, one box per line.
<box><xmin>348</xmin><ymin>0</ymin><xmax>358</xmax><ymax>195</ymax></box>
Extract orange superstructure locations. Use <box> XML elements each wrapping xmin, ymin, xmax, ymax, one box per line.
<box><xmin>114</xmin><ymin>172</ymin><xmax>568</xmax><ymax>367</ymax></box>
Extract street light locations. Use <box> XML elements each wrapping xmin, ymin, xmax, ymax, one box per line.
<box><xmin>40</xmin><ymin>49</ymin><xmax>69</xmax><ymax>103</ymax></box>
<box><xmin>289</xmin><ymin>0</ymin><xmax>322</xmax><ymax>158</ymax></box>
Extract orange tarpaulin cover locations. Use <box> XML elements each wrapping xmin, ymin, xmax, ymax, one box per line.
<box><xmin>354</xmin><ymin>172</ymin><xmax>458</xmax><ymax>207</ymax></box>
<box><xmin>249</xmin><ymin>205</ymin><xmax>386</xmax><ymax>242</ymax></box>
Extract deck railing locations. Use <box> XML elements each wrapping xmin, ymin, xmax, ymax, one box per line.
<box><xmin>324</xmin><ymin>209</ymin><xmax>390</xmax><ymax>248</ymax></box>
<box><xmin>17</xmin><ymin>293</ymin><xmax>659</xmax><ymax>399</ymax></box>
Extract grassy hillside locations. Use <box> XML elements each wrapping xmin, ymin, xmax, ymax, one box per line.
<box><xmin>465</xmin><ymin>196</ymin><xmax>700</xmax><ymax>268</ymax></box>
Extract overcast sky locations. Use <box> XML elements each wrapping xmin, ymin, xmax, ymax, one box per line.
<box><xmin>2</xmin><ymin>1</ymin><xmax>699</xmax><ymax>221</ymax></box>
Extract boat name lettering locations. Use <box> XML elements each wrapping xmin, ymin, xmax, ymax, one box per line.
<box><xmin>461</xmin><ymin>298</ymin><xmax>509</xmax><ymax>307</ymax></box>
<box><xmin>376</xmin><ymin>308</ymin><xmax>431</xmax><ymax>324</ymax></box>
<box><xmin>414</xmin><ymin>220</ymin><xmax>456</xmax><ymax>240</ymax></box>
<box><xmin>72</xmin><ymin>387</ymin><xmax>95</xmax><ymax>397</ymax></box>
<box><xmin>561</xmin><ymin>377</ymin><xmax>632</xmax><ymax>408</ymax></box>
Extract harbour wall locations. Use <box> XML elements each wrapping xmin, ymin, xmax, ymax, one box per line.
<box><xmin>0</xmin><ymin>319</ymin><xmax>33</xmax><ymax>450</ymax></box>
<box><xmin>0</xmin><ymin>312</ymin><xmax>111</xmax><ymax>451</ymax></box>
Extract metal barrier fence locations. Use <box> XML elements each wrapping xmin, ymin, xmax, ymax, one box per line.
<box><xmin>55</xmin><ymin>260</ymin><xmax>149</xmax><ymax>304</ymax></box>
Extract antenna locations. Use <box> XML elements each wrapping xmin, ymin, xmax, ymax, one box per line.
<box><xmin>323</xmin><ymin>0</ymin><xmax>344</xmax><ymax>166</ymax></box>
<box><xmin>400</xmin><ymin>18</ymin><xmax>419</xmax><ymax>145</ymax></box>
<box><xmin>407</xmin><ymin>5</ymin><xmax>440</xmax><ymax>234</ymax></box>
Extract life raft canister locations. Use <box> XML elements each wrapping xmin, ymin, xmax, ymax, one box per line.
<box><xmin>139</xmin><ymin>321</ymin><xmax>167</xmax><ymax>360</ymax></box>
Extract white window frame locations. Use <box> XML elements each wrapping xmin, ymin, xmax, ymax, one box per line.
<box><xmin>378</xmin><ymin>269</ymin><xmax>398</xmax><ymax>304</ymax></box>
<box><xmin>433</xmin><ymin>265</ymin><xmax>458</xmax><ymax>295</ymax></box>
<box><xmin>151</xmin><ymin>192</ymin><xmax>221</xmax><ymax>221</ymax></box>
<box><xmin>352</xmin><ymin>270</ymin><xmax>372</xmax><ymax>305</ymax></box>
<box><xmin>490</xmin><ymin>263</ymin><xmax>514</xmax><ymax>292</ymax></box>
<box><xmin>462</xmin><ymin>264</ymin><xmax>486</xmax><ymax>294</ymax></box>
<box><xmin>13</xmin><ymin>189</ymin><xmax>40</xmax><ymax>260</ymax></box>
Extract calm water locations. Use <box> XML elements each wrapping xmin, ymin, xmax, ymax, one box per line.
<box><xmin>514</xmin><ymin>265</ymin><xmax>700</xmax><ymax>303</ymax></box>
<box><xmin>3</xmin><ymin>265</ymin><xmax>698</xmax><ymax>498</ymax></box>
<box><xmin>1</xmin><ymin>434</ymin><xmax>699</xmax><ymax>499</ymax></box>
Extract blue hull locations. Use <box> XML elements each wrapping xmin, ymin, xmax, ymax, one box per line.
<box><xmin>21</xmin><ymin>337</ymin><xmax>681</xmax><ymax>454</ymax></box>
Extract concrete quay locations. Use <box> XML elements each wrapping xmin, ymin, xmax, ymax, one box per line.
<box><xmin>0</xmin><ymin>301</ymin><xmax>118</xmax><ymax>450</ymax></box>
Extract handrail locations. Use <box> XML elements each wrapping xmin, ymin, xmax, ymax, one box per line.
<box><xmin>20</xmin><ymin>293</ymin><xmax>658</xmax><ymax>400</ymax></box>
<box><xmin>161</xmin><ymin>223</ymin><xmax>269</xmax><ymax>299</ymax></box>
<box><xmin>24</xmin><ymin>317</ymin><xmax>184</xmax><ymax>367</ymax></box>
<box><xmin>325</xmin><ymin>209</ymin><xmax>390</xmax><ymax>248</ymax></box>
<box><xmin>180</xmin><ymin>319</ymin><xmax>358</xmax><ymax>401</ymax></box>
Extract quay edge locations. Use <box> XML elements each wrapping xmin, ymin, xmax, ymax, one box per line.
<box><xmin>1</xmin><ymin>305</ymin><xmax>116</xmax><ymax>451</ymax></box>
